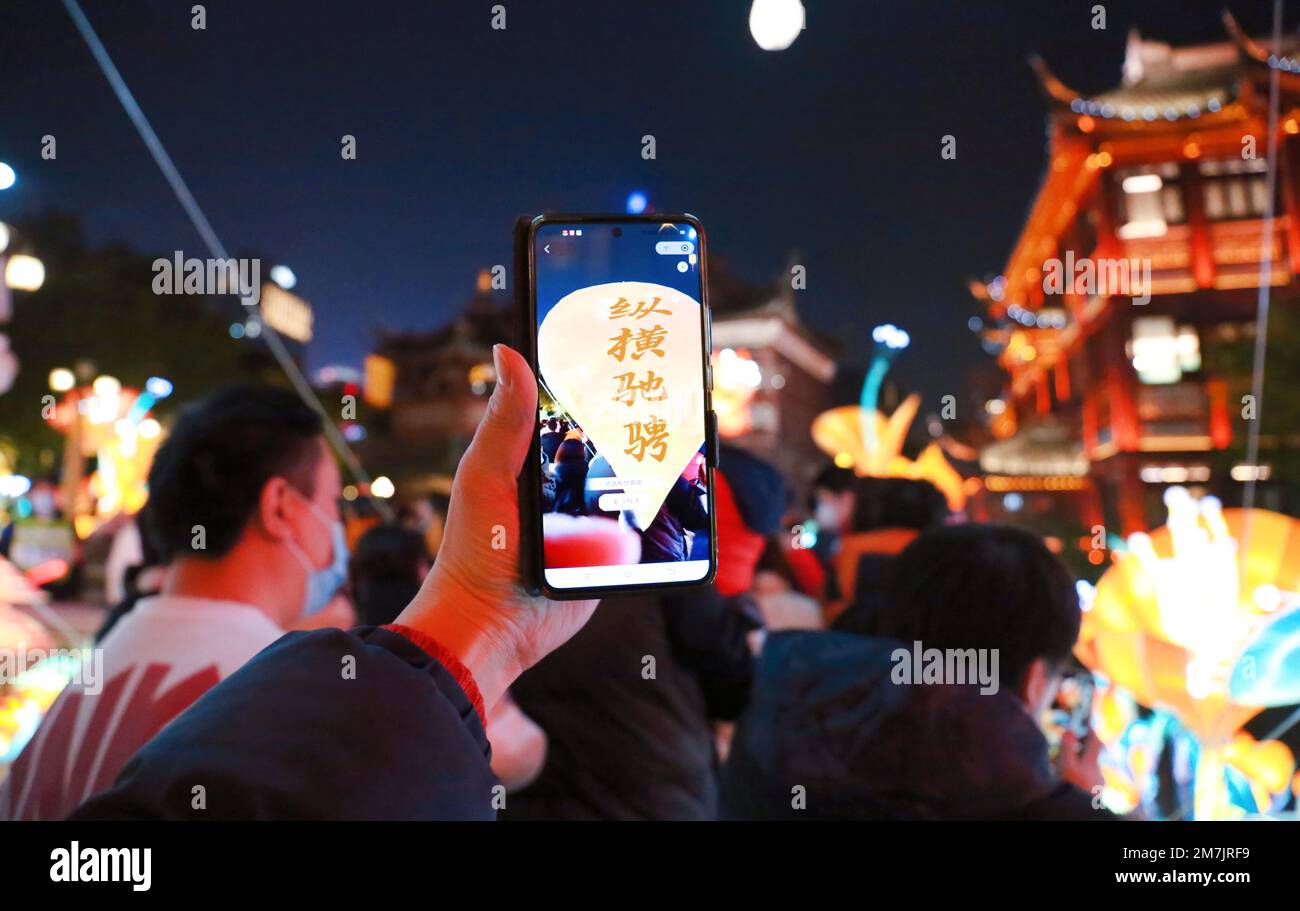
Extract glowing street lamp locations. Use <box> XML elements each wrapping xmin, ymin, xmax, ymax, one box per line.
<box><xmin>749</xmin><ymin>0</ymin><xmax>804</xmax><ymax>51</ymax></box>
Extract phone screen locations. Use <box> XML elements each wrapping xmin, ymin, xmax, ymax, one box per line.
<box><xmin>531</xmin><ymin>218</ymin><xmax>713</xmax><ymax>592</ymax></box>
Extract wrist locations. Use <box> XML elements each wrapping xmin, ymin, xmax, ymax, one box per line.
<box><xmin>395</xmin><ymin>571</ymin><xmax>521</xmax><ymax>710</ymax></box>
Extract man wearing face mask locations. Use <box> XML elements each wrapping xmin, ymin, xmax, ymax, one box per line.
<box><xmin>0</xmin><ymin>385</ymin><xmax>345</xmax><ymax>821</ymax></box>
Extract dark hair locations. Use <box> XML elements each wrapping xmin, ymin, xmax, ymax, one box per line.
<box><xmin>349</xmin><ymin>524</ymin><xmax>429</xmax><ymax>626</ymax></box>
<box><xmin>877</xmin><ymin>524</ymin><xmax>1080</xmax><ymax>688</ymax></box>
<box><xmin>811</xmin><ymin>462</ymin><xmax>855</xmax><ymax>495</ymax></box>
<box><xmin>850</xmin><ymin>477</ymin><xmax>948</xmax><ymax>534</ymax></box>
<box><xmin>143</xmin><ymin>384</ymin><xmax>324</xmax><ymax>561</ymax></box>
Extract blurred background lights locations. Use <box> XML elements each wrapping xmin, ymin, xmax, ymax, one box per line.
<box><xmin>269</xmin><ymin>264</ymin><xmax>297</xmax><ymax>289</ymax></box>
<box><xmin>0</xmin><ymin>221</ymin><xmax>9</xmax><ymax>253</ymax></box>
<box><xmin>371</xmin><ymin>476</ymin><xmax>395</xmax><ymax>499</ymax></box>
<box><xmin>48</xmin><ymin>368</ymin><xmax>75</xmax><ymax>392</ymax></box>
<box><xmin>92</xmin><ymin>374</ymin><xmax>121</xmax><ymax>397</ymax></box>
<box><xmin>749</xmin><ymin>0</ymin><xmax>804</xmax><ymax>51</ymax></box>
<box><xmin>871</xmin><ymin>323</ymin><xmax>910</xmax><ymax>350</ymax></box>
<box><xmin>0</xmin><ymin>162</ymin><xmax>15</xmax><ymax>190</ymax></box>
<box><xmin>625</xmin><ymin>191</ymin><xmax>648</xmax><ymax>214</ymax></box>
<box><xmin>137</xmin><ymin>418</ymin><xmax>162</xmax><ymax>439</ymax></box>
<box><xmin>5</xmin><ymin>254</ymin><xmax>45</xmax><ymax>292</ymax></box>
<box><xmin>145</xmin><ymin>376</ymin><xmax>173</xmax><ymax>398</ymax></box>
<box><xmin>0</xmin><ymin>474</ymin><xmax>32</xmax><ymax>498</ymax></box>
<box><xmin>1254</xmin><ymin>583</ymin><xmax>1283</xmax><ymax>613</ymax></box>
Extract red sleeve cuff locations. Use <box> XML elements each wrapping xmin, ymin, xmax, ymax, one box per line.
<box><xmin>380</xmin><ymin>623</ymin><xmax>487</xmax><ymax>730</ymax></box>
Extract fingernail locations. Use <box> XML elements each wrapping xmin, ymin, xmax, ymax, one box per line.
<box><xmin>493</xmin><ymin>344</ymin><xmax>510</xmax><ymax>390</ymax></box>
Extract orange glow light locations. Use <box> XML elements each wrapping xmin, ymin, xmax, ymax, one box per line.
<box><xmin>1078</xmin><ymin>115</ymin><xmax>1096</xmax><ymax>133</ymax></box>
<box><xmin>1286</xmin><ymin>119</ymin><xmax>1300</xmax><ymax>135</ymax></box>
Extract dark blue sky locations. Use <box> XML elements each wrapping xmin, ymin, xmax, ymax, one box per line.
<box><xmin>1</xmin><ymin>0</ymin><xmax>1286</xmax><ymax>403</ymax></box>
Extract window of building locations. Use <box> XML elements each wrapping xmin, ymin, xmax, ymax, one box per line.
<box><xmin>1199</xmin><ymin>157</ymin><xmax>1271</xmax><ymax>221</ymax></box>
<box><xmin>1128</xmin><ymin>316</ymin><xmax>1201</xmax><ymax>384</ymax></box>
<box><xmin>1117</xmin><ymin>163</ymin><xmax>1185</xmax><ymax>239</ymax></box>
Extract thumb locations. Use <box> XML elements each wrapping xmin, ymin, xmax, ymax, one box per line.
<box><xmin>459</xmin><ymin>344</ymin><xmax>538</xmax><ymax>482</ymax></box>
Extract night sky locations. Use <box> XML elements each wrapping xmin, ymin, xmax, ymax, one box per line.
<box><xmin>1</xmin><ymin>0</ymin><xmax>1288</xmax><ymax>405</ymax></box>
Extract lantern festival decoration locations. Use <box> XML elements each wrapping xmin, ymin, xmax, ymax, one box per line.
<box><xmin>810</xmin><ymin>324</ymin><xmax>968</xmax><ymax>511</ymax></box>
<box><xmin>1079</xmin><ymin>487</ymin><xmax>1300</xmax><ymax>819</ymax></box>
<box><xmin>44</xmin><ymin>374</ymin><xmax>171</xmax><ymax>538</ymax></box>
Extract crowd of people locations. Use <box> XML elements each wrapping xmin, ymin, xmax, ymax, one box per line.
<box><xmin>537</xmin><ymin>413</ymin><xmax>710</xmax><ymax>565</ymax></box>
<box><xmin>0</xmin><ymin>344</ymin><xmax>1111</xmax><ymax>820</ymax></box>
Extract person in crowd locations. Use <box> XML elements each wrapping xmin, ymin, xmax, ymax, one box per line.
<box><xmin>550</xmin><ymin>438</ymin><xmax>590</xmax><ymax>516</ymax></box>
<box><xmin>539</xmin><ymin>417</ymin><xmax>565</xmax><ymax>463</ymax></box>
<box><xmin>639</xmin><ymin>470</ymin><xmax>710</xmax><ymax>563</ymax></box>
<box><xmin>349</xmin><ymin>524</ymin><xmax>432</xmax><ymax>627</ymax></box>
<box><xmin>0</xmin><ymin>384</ymin><xmax>347</xmax><ymax>821</ymax></box>
<box><xmin>95</xmin><ymin>503</ymin><xmax>167</xmax><ymax>643</ymax></box>
<box><xmin>69</xmin><ymin>345</ymin><xmax>638</xmax><ymax>820</ymax></box>
<box><xmin>348</xmin><ymin>522</ymin><xmax>547</xmax><ymax>791</ymax></box>
<box><xmin>501</xmin><ymin>443</ymin><xmax>778</xmax><ymax>820</ymax></box>
<box><xmin>720</xmin><ymin>523</ymin><xmax>1111</xmax><ymax>821</ymax></box>
<box><xmin>806</xmin><ymin>462</ymin><xmax>856</xmax><ymax>574</ymax></box>
<box><xmin>826</xmin><ymin>476</ymin><xmax>950</xmax><ymax>626</ymax></box>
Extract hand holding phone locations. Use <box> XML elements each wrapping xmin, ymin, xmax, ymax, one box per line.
<box><xmin>396</xmin><ymin>344</ymin><xmax>639</xmax><ymax>707</ymax></box>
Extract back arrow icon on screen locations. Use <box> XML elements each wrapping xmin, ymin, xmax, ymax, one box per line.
<box><xmin>544</xmin><ymin>244</ymin><xmax>551</xmax><ymax>253</ymax></box>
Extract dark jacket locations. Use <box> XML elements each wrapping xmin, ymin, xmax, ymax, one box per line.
<box><xmin>720</xmin><ymin>630</ymin><xmax>1112</xmax><ymax>821</ymax></box>
<box><xmin>505</xmin><ymin>587</ymin><xmax>761</xmax><ymax>820</ymax></box>
<box><xmin>640</xmin><ymin>475</ymin><xmax>709</xmax><ymax>563</ymax></box>
<box><xmin>69</xmin><ymin>627</ymin><xmax>497</xmax><ymax>820</ymax></box>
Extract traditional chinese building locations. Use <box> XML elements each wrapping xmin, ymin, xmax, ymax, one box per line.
<box><xmin>361</xmin><ymin>270</ymin><xmax>509</xmax><ymax>494</ymax></box>
<box><xmin>976</xmin><ymin>17</ymin><xmax>1300</xmax><ymax>539</ymax></box>
<box><xmin>708</xmin><ymin>256</ymin><xmax>839</xmax><ymax>493</ymax></box>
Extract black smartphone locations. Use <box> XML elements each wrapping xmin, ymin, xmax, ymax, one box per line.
<box><xmin>515</xmin><ymin>213</ymin><xmax>718</xmax><ymax>600</ymax></box>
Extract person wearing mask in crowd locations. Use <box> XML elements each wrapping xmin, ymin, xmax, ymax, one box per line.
<box><xmin>0</xmin><ymin>384</ymin><xmax>348</xmax><ymax>821</ymax></box>
<box><xmin>70</xmin><ymin>345</ymin><xmax>639</xmax><ymax>820</ymax></box>
<box><xmin>720</xmin><ymin>523</ymin><xmax>1111</xmax><ymax>821</ymax></box>
<box><xmin>502</xmin><ymin>443</ymin><xmax>777</xmax><ymax>820</ymax></box>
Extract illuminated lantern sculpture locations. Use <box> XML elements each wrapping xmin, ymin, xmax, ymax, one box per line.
<box><xmin>811</xmin><ymin>395</ymin><xmax>968</xmax><ymax>512</ymax></box>
<box><xmin>809</xmin><ymin>324</ymin><xmax>968</xmax><ymax>511</ymax></box>
<box><xmin>1080</xmin><ymin>486</ymin><xmax>1300</xmax><ymax>819</ymax></box>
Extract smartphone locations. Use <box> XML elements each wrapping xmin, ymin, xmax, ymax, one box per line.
<box><xmin>515</xmin><ymin>213</ymin><xmax>718</xmax><ymax>599</ymax></box>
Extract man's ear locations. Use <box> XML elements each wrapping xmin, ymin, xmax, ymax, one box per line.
<box><xmin>1019</xmin><ymin>657</ymin><xmax>1052</xmax><ymax>712</ymax></box>
<box><xmin>258</xmin><ymin>476</ymin><xmax>295</xmax><ymax>543</ymax></box>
